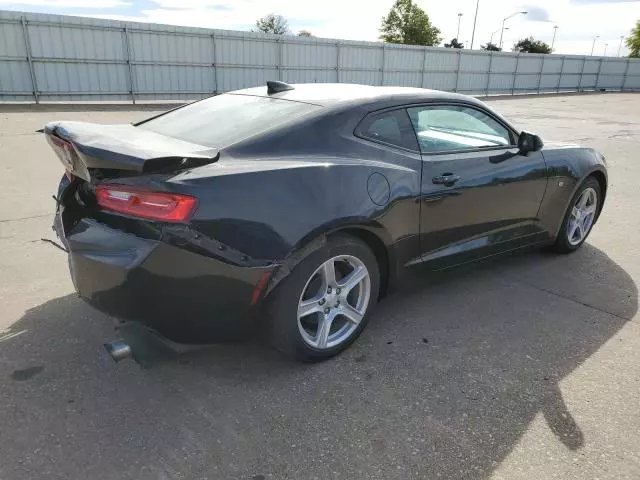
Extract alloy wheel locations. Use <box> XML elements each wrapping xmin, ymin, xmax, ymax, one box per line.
<box><xmin>567</xmin><ymin>187</ymin><xmax>598</xmax><ymax>246</ymax></box>
<box><xmin>297</xmin><ymin>255</ymin><xmax>371</xmax><ymax>350</ymax></box>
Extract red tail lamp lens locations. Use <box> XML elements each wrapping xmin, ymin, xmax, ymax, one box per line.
<box><xmin>95</xmin><ymin>185</ymin><xmax>197</xmax><ymax>222</ymax></box>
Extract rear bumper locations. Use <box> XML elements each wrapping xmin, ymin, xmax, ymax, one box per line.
<box><xmin>55</xmin><ymin>215</ymin><xmax>276</xmax><ymax>344</ymax></box>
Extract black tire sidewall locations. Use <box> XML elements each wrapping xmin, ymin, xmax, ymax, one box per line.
<box><xmin>554</xmin><ymin>177</ymin><xmax>601</xmax><ymax>253</ymax></box>
<box><xmin>267</xmin><ymin>234</ymin><xmax>380</xmax><ymax>362</ymax></box>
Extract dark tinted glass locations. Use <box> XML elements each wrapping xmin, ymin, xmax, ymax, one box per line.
<box><xmin>357</xmin><ymin>110</ymin><xmax>418</xmax><ymax>150</ymax></box>
<box><xmin>138</xmin><ymin>94</ymin><xmax>320</xmax><ymax>148</ymax></box>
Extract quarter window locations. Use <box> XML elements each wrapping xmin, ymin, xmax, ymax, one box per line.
<box><xmin>356</xmin><ymin>110</ymin><xmax>418</xmax><ymax>151</ymax></box>
<box><xmin>407</xmin><ymin>105</ymin><xmax>513</xmax><ymax>154</ymax></box>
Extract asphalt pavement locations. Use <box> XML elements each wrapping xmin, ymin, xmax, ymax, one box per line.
<box><xmin>0</xmin><ymin>93</ymin><xmax>639</xmax><ymax>480</ymax></box>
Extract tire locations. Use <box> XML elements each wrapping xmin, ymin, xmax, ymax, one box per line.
<box><xmin>552</xmin><ymin>177</ymin><xmax>602</xmax><ymax>253</ymax></box>
<box><xmin>267</xmin><ymin>233</ymin><xmax>380</xmax><ymax>362</ymax></box>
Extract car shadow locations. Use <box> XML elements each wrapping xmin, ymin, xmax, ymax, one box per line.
<box><xmin>0</xmin><ymin>244</ymin><xmax>636</xmax><ymax>479</ymax></box>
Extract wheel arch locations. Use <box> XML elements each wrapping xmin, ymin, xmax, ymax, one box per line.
<box><xmin>587</xmin><ymin>169</ymin><xmax>607</xmax><ymax>218</ymax></box>
<box><xmin>266</xmin><ymin>222</ymin><xmax>395</xmax><ymax>300</ymax></box>
<box><xmin>333</xmin><ymin>227</ymin><xmax>391</xmax><ymax>299</ymax></box>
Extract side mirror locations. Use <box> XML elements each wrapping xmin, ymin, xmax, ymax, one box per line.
<box><xmin>518</xmin><ymin>131</ymin><xmax>544</xmax><ymax>154</ymax></box>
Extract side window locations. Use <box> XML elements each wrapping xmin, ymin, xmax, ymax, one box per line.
<box><xmin>407</xmin><ymin>105</ymin><xmax>513</xmax><ymax>154</ymax></box>
<box><xmin>356</xmin><ymin>109</ymin><xmax>418</xmax><ymax>151</ymax></box>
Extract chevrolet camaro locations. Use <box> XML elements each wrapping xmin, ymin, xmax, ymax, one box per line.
<box><xmin>45</xmin><ymin>82</ymin><xmax>607</xmax><ymax>361</ymax></box>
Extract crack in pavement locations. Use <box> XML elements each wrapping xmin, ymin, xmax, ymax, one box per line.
<box><xmin>510</xmin><ymin>276</ymin><xmax>634</xmax><ymax>323</ymax></box>
<box><xmin>0</xmin><ymin>132</ymin><xmax>42</xmax><ymax>137</ymax></box>
<box><xmin>0</xmin><ymin>213</ymin><xmax>50</xmax><ymax>223</ymax></box>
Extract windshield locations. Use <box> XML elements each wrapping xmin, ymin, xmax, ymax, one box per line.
<box><xmin>137</xmin><ymin>94</ymin><xmax>321</xmax><ymax>148</ymax></box>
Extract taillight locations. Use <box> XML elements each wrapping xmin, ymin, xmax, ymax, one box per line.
<box><xmin>95</xmin><ymin>185</ymin><xmax>197</xmax><ymax>222</ymax></box>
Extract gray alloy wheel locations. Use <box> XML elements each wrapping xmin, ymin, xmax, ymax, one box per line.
<box><xmin>553</xmin><ymin>176</ymin><xmax>602</xmax><ymax>254</ymax></box>
<box><xmin>267</xmin><ymin>233</ymin><xmax>380</xmax><ymax>362</ymax></box>
<box><xmin>567</xmin><ymin>187</ymin><xmax>598</xmax><ymax>246</ymax></box>
<box><xmin>296</xmin><ymin>255</ymin><xmax>371</xmax><ymax>350</ymax></box>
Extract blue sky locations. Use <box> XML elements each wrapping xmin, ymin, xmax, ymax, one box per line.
<box><xmin>0</xmin><ymin>0</ymin><xmax>637</xmax><ymax>55</ymax></box>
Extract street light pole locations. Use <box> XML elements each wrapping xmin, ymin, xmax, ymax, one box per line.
<box><xmin>590</xmin><ymin>35</ymin><xmax>600</xmax><ymax>56</ymax></box>
<box><xmin>551</xmin><ymin>25</ymin><xmax>559</xmax><ymax>51</ymax></box>
<box><xmin>470</xmin><ymin>0</ymin><xmax>480</xmax><ymax>49</ymax></box>
<box><xmin>499</xmin><ymin>11</ymin><xmax>528</xmax><ymax>50</ymax></box>
<box><xmin>603</xmin><ymin>43</ymin><xmax>608</xmax><ymax>56</ymax></box>
<box><xmin>456</xmin><ymin>13</ymin><xmax>463</xmax><ymax>40</ymax></box>
<box><xmin>490</xmin><ymin>27</ymin><xmax>508</xmax><ymax>45</ymax></box>
<box><xmin>618</xmin><ymin>36</ymin><xmax>624</xmax><ymax>56</ymax></box>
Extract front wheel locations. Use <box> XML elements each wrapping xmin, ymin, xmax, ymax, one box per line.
<box><xmin>552</xmin><ymin>177</ymin><xmax>602</xmax><ymax>253</ymax></box>
<box><xmin>267</xmin><ymin>234</ymin><xmax>380</xmax><ymax>362</ymax></box>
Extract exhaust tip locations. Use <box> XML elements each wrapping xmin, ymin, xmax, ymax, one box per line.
<box><xmin>104</xmin><ymin>341</ymin><xmax>132</xmax><ymax>362</ymax></box>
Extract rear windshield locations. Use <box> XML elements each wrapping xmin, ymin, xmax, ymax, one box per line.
<box><xmin>137</xmin><ymin>94</ymin><xmax>320</xmax><ymax>148</ymax></box>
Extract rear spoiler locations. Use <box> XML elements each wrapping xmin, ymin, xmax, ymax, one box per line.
<box><xmin>44</xmin><ymin>121</ymin><xmax>219</xmax><ymax>181</ymax></box>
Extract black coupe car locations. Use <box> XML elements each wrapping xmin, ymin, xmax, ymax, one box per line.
<box><xmin>46</xmin><ymin>82</ymin><xmax>607</xmax><ymax>361</ymax></box>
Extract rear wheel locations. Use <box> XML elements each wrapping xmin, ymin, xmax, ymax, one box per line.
<box><xmin>552</xmin><ymin>177</ymin><xmax>601</xmax><ymax>253</ymax></box>
<box><xmin>267</xmin><ymin>234</ymin><xmax>380</xmax><ymax>362</ymax></box>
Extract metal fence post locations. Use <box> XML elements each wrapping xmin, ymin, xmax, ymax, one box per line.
<box><xmin>621</xmin><ymin>58</ymin><xmax>631</xmax><ymax>92</ymax></box>
<box><xmin>420</xmin><ymin>47</ymin><xmax>428</xmax><ymax>88</ymax></box>
<box><xmin>511</xmin><ymin>54</ymin><xmax>520</xmax><ymax>95</ymax></box>
<box><xmin>556</xmin><ymin>56</ymin><xmax>566</xmax><ymax>93</ymax></box>
<box><xmin>211</xmin><ymin>32</ymin><xmax>218</xmax><ymax>94</ymax></box>
<box><xmin>336</xmin><ymin>42</ymin><xmax>341</xmax><ymax>83</ymax></box>
<box><xmin>595</xmin><ymin>57</ymin><xmax>603</xmax><ymax>91</ymax></box>
<box><xmin>577</xmin><ymin>57</ymin><xmax>586</xmax><ymax>92</ymax></box>
<box><xmin>537</xmin><ymin>56</ymin><xmax>545</xmax><ymax>94</ymax></box>
<box><xmin>123</xmin><ymin>26</ymin><xmax>136</xmax><ymax>104</ymax></box>
<box><xmin>485</xmin><ymin>52</ymin><xmax>493</xmax><ymax>96</ymax></box>
<box><xmin>20</xmin><ymin>16</ymin><xmax>39</xmax><ymax>104</ymax></box>
<box><xmin>454</xmin><ymin>49</ymin><xmax>462</xmax><ymax>92</ymax></box>
<box><xmin>380</xmin><ymin>44</ymin><xmax>386</xmax><ymax>86</ymax></box>
<box><xmin>277</xmin><ymin>38</ymin><xmax>283</xmax><ymax>81</ymax></box>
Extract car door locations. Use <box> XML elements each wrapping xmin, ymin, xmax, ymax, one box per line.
<box><xmin>407</xmin><ymin>103</ymin><xmax>548</xmax><ymax>268</ymax></box>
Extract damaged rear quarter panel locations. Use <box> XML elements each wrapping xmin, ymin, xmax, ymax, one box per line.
<box><xmin>163</xmin><ymin>154</ymin><xmax>421</xmax><ymax>267</ymax></box>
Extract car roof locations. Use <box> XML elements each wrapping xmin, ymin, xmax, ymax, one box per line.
<box><xmin>227</xmin><ymin>83</ymin><xmax>483</xmax><ymax>109</ymax></box>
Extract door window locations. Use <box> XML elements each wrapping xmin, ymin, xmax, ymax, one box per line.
<box><xmin>407</xmin><ymin>105</ymin><xmax>513</xmax><ymax>154</ymax></box>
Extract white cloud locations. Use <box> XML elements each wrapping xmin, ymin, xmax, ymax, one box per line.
<box><xmin>0</xmin><ymin>0</ymin><xmax>129</xmax><ymax>7</ymax></box>
<box><xmin>94</xmin><ymin>0</ymin><xmax>393</xmax><ymax>40</ymax></box>
<box><xmin>61</xmin><ymin>0</ymin><xmax>640</xmax><ymax>56</ymax></box>
<box><xmin>521</xmin><ymin>5</ymin><xmax>552</xmax><ymax>22</ymax></box>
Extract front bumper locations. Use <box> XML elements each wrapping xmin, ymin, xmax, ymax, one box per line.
<box><xmin>54</xmin><ymin>213</ymin><xmax>276</xmax><ymax>344</ymax></box>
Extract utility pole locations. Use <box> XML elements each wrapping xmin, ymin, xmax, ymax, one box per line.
<box><xmin>456</xmin><ymin>13</ymin><xmax>463</xmax><ymax>40</ymax></box>
<box><xmin>470</xmin><ymin>0</ymin><xmax>479</xmax><ymax>49</ymax></box>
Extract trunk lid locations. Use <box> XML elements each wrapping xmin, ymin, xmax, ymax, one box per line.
<box><xmin>44</xmin><ymin>121</ymin><xmax>219</xmax><ymax>181</ymax></box>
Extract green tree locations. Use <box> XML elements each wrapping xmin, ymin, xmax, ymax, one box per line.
<box><xmin>481</xmin><ymin>42</ymin><xmax>501</xmax><ymax>51</ymax></box>
<box><xmin>254</xmin><ymin>14</ymin><xmax>289</xmax><ymax>35</ymax></box>
<box><xmin>626</xmin><ymin>20</ymin><xmax>640</xmax><ymax>57</ymax></box>
<box><xmin>297</xmin><ymin>30</ymin><xmax>313</xmax><ymax>37</ymax></box>
<box><xmin>379</xmin><ymin>0</ymin><xmax>441</xmax><ymax>46</ymax></box>
<box><xmin>513</xmin><ymin>37</ymin><xmax>552</xmax><ymax>54</ymax></box>
<box><xmin>444</xmin><ymin>38</ymin><xmax>463</xmax><ymax>48</ymax></box>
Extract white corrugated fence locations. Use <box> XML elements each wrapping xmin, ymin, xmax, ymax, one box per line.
<box><xmin>1</xmin><ymin>9</ymin><xmax>639</xmax><ymax>103</ymax></box>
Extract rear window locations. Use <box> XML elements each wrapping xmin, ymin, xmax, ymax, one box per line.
<box><xmin>137</xmin><ymin>94</ymin><xmax>320</xmax><ymax>148</ymax></box>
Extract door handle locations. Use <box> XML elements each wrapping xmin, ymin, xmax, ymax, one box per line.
<box><xmin>432</xmin><ymin>173</ymin><xmax>460</xmax><ymax>186</ymax></box>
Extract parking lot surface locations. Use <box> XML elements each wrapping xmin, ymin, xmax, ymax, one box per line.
<box><xmin>1</xmin><ymin>94</ymin><xmax>639</xmax><ymax>480</ymax></box>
